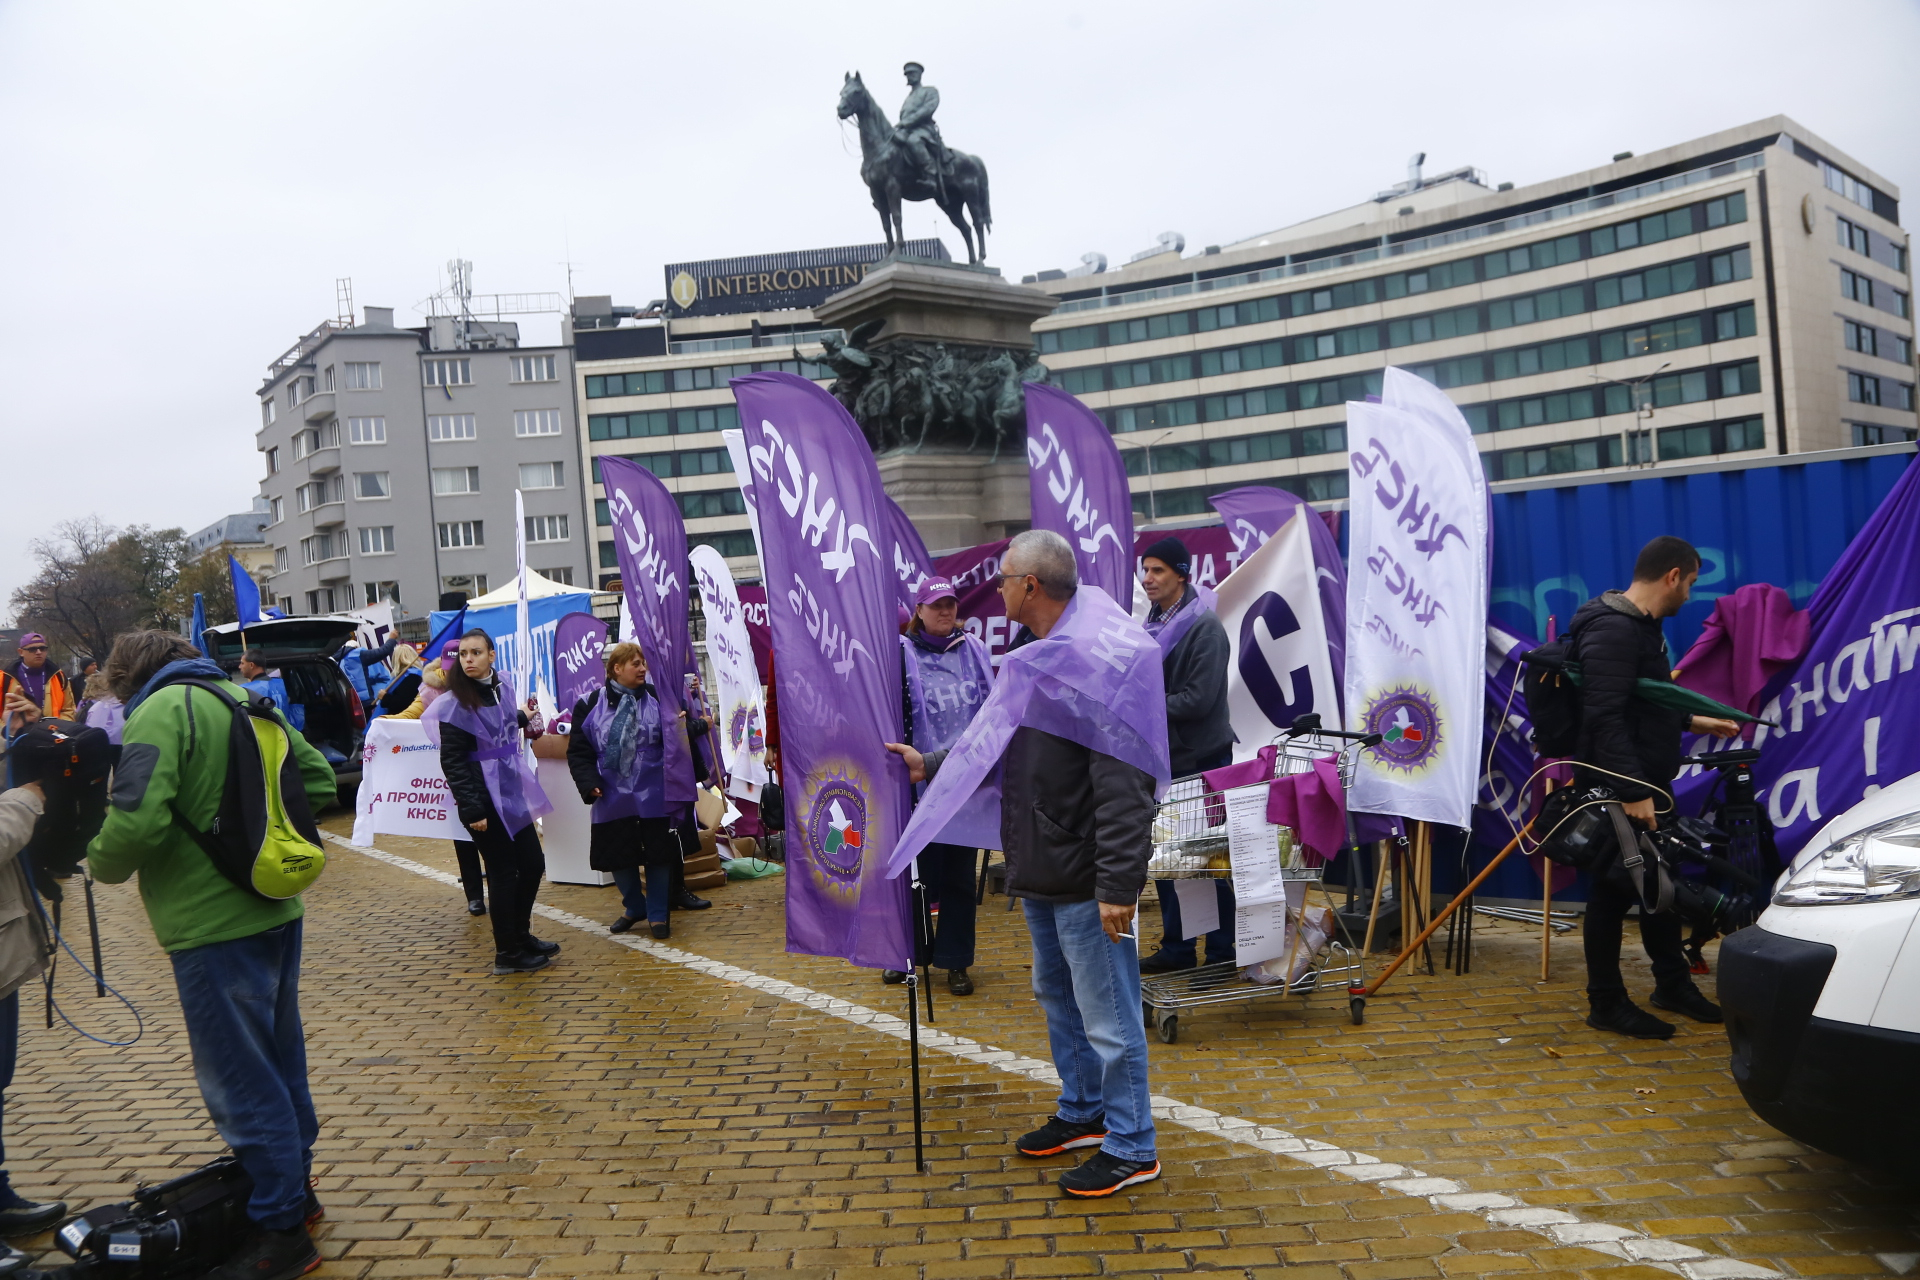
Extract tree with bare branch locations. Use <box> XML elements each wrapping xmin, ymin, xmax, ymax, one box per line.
<box><xmin>9</xmin><ymin>519</ymin><xmax>192</xmax><ymax>663</ymax></box>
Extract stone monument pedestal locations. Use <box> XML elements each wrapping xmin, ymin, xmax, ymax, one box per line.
<box><xmin>814</xmin><ymin>256</ymin><xmax>1058</xmax><ymax>550</ymax></box>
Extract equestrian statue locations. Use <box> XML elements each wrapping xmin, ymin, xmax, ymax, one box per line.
<box><xmin>837</xmin><ymin>63</ymin><xmax>993</xmax><ymax>263</ymax></box>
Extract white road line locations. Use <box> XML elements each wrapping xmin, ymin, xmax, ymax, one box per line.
<box><xmin>323</xmin><ymin>832</ymin><xmax>1778</xmax><ymax>1280</ymax></box>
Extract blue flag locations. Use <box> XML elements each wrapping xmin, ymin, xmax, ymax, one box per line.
<box><xmin>422</xmin><ymin>607</ymin><xmax>467</xmax><ymax>668</ymax></box>
<box><xmin>229</xmin><ymin>555</ymin><xmax>263</xmax><ymax>626</ymax></box>
<box><xmin>190</xmin><ymin>592</ymin><xmax>208</xmax><ymax>655</ymax></box>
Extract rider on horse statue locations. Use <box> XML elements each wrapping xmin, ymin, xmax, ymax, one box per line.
<box><xmin>897</xmin><ymin>62</ymin><xmax>948</xmax><ymax>204</ymax></box>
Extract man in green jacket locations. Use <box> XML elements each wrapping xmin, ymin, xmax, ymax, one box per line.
<box><xmin>88</xmin><ymin>631</ymin><xmax>337</xmax><ymax>1280</ymax></box>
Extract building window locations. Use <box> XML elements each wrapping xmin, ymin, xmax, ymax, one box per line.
<box><xmin>363</xmin><ymin>581</ymin><xmax>402</xmax><ymax>606</ymax></box>
<box><xmin>347</xmin><ymin>416</ymin><xmax>387</xmax><ymax>445</ymax></box>
<box><xmin>266</xmin><ymin>446</ymin><xmax>280</xmax><ymax>474</ymax></box>
<box><xmin>1823</xmin><ymin>161</ymin><xmax>1880</xmax><ymax>211</ymax></box>
<box><xmin>1853</xmin><ymin>422</ymin><xmax>1919</xmax><ymax>446</ymax></box>
<box><xmin>261</xmin><ymin>399</ymin><xmax>276</xmax><ymax>426</ymax></box>
<box><xmin>438</xmin><ymin>521</ymin><xmax>484</xmax><ymax>548</ymax></box>
<box><xmin>357</xmin><ymin>526</ymin><xmax>396</xmax><ymax>555</ymax></box>
<box><xmin>427</xmin><ymin>414</ymin><xmax>476</xmax><ymax>442</ymax></box>
<box><xmin>1838</xmin><ymin>216</ymin><xmax>1871</xmax><ymax>257</ymax></box>
<box><xmin>509</xmin><ymin>355</ymin><xmax>556</xmax><ymax>382</ymax></box>
<box><xmin>1895</xmin><ymin>291</ymin><xmax>1912</xmax><ymax>320</ymax></box>
<box><xmin>599</xmin><ymin>540</ymin><xmax>618</xmax><ymax>569</ymax></box>
<box><xmin>690</xmin><ymin>531</ymin><xmax>758</xmax><ymax>559</ymax></box>
<box><xmin>423</xmin><ymin>358</ymin><xmax>472</xmax><ymax>387</ymax></box>
<box><xmin>585</xmin><ymin>370</ymin><xmax>670</xmax><ymax>398</ymax></box>
<box><xmin>1849</xmin><ymin>372</ymin><xmax>1883</xmax><ymax>406</ymax></box>
<box><xmin>1898</xmin><ymin>383</ymin><xmax>1917</xmax><ymax>412</ymax></box>
<box><xmin>524</xmin><ymin>514</ymin><xmax>569</xmax><ymax>543</ymax></box>
<box><xmin>1708</xmin><ymin>246</ymin><xmax>1751</xmax><ymax>285</ymax></box>
<box><xmin>300</xmin><ymin>533</ymin><xmax>342</xmax><ymax>565</ymax></box>
<box><xmin>1656</xmin><ymin>416</ymin><xmax>1767</xmax><ymax>461</ymax></box>
<box><xmin>1841</xmin><ymin>269</ymin><xmax>1874</xmax><ymax>306</ymax></box>
<box><xmin>676</xmin><ymin>489</ymin><xmax>748</xmax><ymax>519</ymax></box>
<box><xmin>432</xmin><ymin>466</ymin><xmax>480</xmax><ymax>495</ymax></box>
<box><xmin>1844</xmin><ymin>320</ymin><xmax>1879</xmax><ymax>357</ymax></box>
<box><xmin>514</xmin><ymin>408</ymin><xmax>563</xmax><ymax>437</ymax></box>
<box><xmin>440</xmin><ymin>573</ymin><xmax>488</xmax><ymax>598</ymax></box>
<box><xmin>344</xmin><ymin>362</ymin><xmax>382</xmax><ymax>390</ymax></box>
<box><xmin>518</xmin><ymin>461</ymin><xmax>564</xmax><ymax>490</ymax></box>
<box><xmin>353</xmin><ymin>471</ymin><xmax>390</xmax><ymax>499</ymax></box>
<box><xmin>270</xmin><ymin>495</ymin><xmax>284</xmax><ymax>524</ymax></box>
<box><xmin>1895</xmin><ymin>336</ymin><xmax>1915</xmax><ymax>365</ymax></box>
<box><xmin>274</xmin><ymin>546</ymin><xmax>288</xmax><ymax>573</ymax></box>
<box><xmin>540</xmin><ymin>567</ymin><xmax>574</xmax><ymax>586</ymax></box>
<box><xmin>323</xmin><ymin>365</ymin><xmax>335</xmax><ymax>392</ymax></box>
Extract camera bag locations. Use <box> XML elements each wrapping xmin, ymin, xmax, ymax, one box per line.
<box><xmin>1520</xmin><ymin>636</ymin><xmax>1582</xmax><ymax>759</ymax></box>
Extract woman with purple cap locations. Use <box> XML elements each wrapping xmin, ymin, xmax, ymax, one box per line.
<box><xmin>423</xmin><ymin>629</ymin><xmax>557</xmax><ymax>975</ymax></box>
<box><xmin>888</xmin><ymin>575</ymin><xmax>996</xmax><ymax>995</ymax></box>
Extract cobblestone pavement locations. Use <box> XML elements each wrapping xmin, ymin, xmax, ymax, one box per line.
<box><xmin>4</xmin><ymin>815</ymin><xmax>1913</xmax><ymax>1280</ymax></box>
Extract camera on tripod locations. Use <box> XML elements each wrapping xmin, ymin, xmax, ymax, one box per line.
<box><xmin>1643</xmin><ymin>816</ymin><xmax>1762</xmax><ymax>933</ymax></box>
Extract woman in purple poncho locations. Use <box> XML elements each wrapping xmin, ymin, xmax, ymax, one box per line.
<box><xmin>889</xmin><ymin>576</ymin><xmax>997</xmax><ymax>996</ymax></box>
<box><xmin>565</xmin><ymin>641</ymin><xmax>683</xmax><ymax>940</ymax></box>
<box><xmin>424</xmin><ymin>629</ymin><xmax>557</xmax><ymax>975</ymax></box>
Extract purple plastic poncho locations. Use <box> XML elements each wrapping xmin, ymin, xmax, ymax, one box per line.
<box><xmin>886</xmin><ymin>585</ymin><xmax>1169</xmax><ymax>876</ymax></box>
<box><xmin>581</xmin><ymin>682</ymin><xmax>666</xmax><ymax>823</ymax></box>
<box><xmin>902</xmin><ymin>630</ymin><xmax>999</xmax><ymax>850</ymax></box>
<box><xmin>1144</xmin><ymin>582</ymin><xmax>1218</xmax><ymax>655</ymax></box>
<box><xmin>422</xmin><ymin>675</ymin><xmax>552</xmax><ymax>838</ymax></box>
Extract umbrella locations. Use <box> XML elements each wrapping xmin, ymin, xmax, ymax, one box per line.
<box><xmin>1560</xmin><ymin>662</ymin><xmax>1777</xmax><ymax>726</ymax></box>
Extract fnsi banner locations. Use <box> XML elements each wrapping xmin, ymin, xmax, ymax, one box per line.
<box><xmin>352</xmin><ymin>719</ymin><xmax>456</xmax><ymax>845</ymax></box>
<box><xmin>1344</xmin><ymin>368</ymin><xmax>1491</xmax><ymax>829</ymax></box>
<box><xmin>733</xmin><ymin>371</ymin><xmax>912</xmax><ymax>971</ymax></box>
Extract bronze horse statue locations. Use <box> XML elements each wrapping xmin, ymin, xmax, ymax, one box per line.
<box><xmin>837</xmin><ymin>71</ymin><xmax>992</xmax><ymax>264</ymax></box>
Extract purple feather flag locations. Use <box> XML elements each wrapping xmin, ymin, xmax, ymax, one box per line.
<box><xmin>1025</xmin><ymin>382</ymin><xmax>1137</xmax><ymax>614</ymax></box>
<box><xmin>731</xmin><ymin>372</ymin><xmax>913</xmax><ymax>971</ymax></box>
<box><xmin>598</xmin><ymin>457</ymin><xmax>699</xmax><ymax>806</ymax></box>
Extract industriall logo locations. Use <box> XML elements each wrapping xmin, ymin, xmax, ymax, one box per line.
<box><xmin>390</xmin><ymin>742</ymin><xmax>436</xmax><ymax>754</ymax></box>
<box><xmin>1361</xmin><ymin>684</ymin><xmax>1443</xmax><ymax>775</ymax></box>
<box><xmin>801</xmin><ymin>762</ymin><xmax>872</xmax><ymax>892</ymax></box>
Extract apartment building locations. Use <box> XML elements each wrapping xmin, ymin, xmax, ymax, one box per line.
<box><xmin>255</xmin><ymin>307</ymin><xmax>591</xmax><ymax>618</ymax></box>
<box><xmin>1023</xmin><ymin>115</ymin><xmax>1914</xmax><ymax>519</ymax></box>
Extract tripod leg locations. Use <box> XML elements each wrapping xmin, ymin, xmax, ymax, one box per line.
<box><xmin>86</xmin><ymin>878</ymin><xmax>105</xmax><ymax>998</ymax></box>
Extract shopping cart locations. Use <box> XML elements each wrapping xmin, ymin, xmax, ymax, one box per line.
<box><xmin>1139</xmin><ymin>726</ymin><xmax>1377</xmax><ymax>1043</ymax></box>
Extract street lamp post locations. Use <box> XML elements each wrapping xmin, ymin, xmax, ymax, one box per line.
<box><xmin>1139</xmin><ymin>429</ymin><xmax>1176</xmax><ymax>521</ymax></box>
<box><xmin>1590</xmin><ymin>361</ymin><xmax>1671</xmax><ymax>470</ymax></box>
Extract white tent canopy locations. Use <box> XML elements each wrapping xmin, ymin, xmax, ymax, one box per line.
<box><xmin>466</xmin><ymin>569</ymin><xmax>584</xmax><ymax>606</ymax></box>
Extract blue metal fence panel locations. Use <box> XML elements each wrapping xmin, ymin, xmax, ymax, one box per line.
<box><xmin>1488</xmin><ymin>450</ymin><xmax>1912</xmax><ymax>658</ymax></box>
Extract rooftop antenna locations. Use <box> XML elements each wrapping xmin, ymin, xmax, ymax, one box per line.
<box><xmin>335</xmin><ymin>277</ymin><xmax>355</xmax><ymax>327</ymax></box>
<box><xmin>446</xmin><ymin>258</ymin><xmax>475</xmax><ymax>348</ymax></box>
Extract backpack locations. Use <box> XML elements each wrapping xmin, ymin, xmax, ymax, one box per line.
<box><xmin>1520</xmin><ymin>636</ymin><xmax>1581</xmax><ymax>759</ymax></box>
<box><xmin>166</xmin><ymin>680</ymin><xmax>326</xmax><ymax>901</ymax></box>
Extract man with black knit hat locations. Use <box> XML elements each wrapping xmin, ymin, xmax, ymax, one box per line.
<box><xmin>1135</xmin><ymin>536</ymin><xmax>1236</xmax><ymax>973</ymax></box>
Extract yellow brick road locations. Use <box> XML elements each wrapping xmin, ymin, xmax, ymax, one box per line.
<box><xmin>3</xmin><ymin>815</ymin><xmax>1912</xmax><ymax>1279</ymax></box>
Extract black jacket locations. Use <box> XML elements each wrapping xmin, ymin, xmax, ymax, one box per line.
<box><xmin>565</xmin><ymin>683</ymin><xmax>652</xmax><ymax>804</ymax></box>
<box><xmin>438</xmin><ymin>676</ymin><xmax>528</xmax><ymax>827</ymax></box>
<box><xmin>926</xmin><ymin>726</ymin><xmax>1154</xmax><ymax>906</ymax></box>
<box><xmin>1156</xmin><ymin>586</ymin><xmax>1232</xmax><ymax>776</ymax></box>
<box><xmin>1568</xmin><ymin>593</ymin><xmax>1688</xmax><ymax>803</ymax></box>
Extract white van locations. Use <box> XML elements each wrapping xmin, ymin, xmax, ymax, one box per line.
<box><xmin>1719</xmin><ymin>772</ymin><xmax>1920</xmax><ymax>1165</ymax></box>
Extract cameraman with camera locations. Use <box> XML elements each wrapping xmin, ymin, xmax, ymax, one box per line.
<box><xmin>1569</xmin><ymin>536</ymin><xmax>1740</xmax><ymax>1040</ymax></box>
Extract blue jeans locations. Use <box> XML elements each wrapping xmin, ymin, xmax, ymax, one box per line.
<box><xmin>170</xmin><ymin>920</ymin><xmax>318</xmax><ymax>1230</ymax></box>
<box><xmin>1153</xmin><ymin>878</ymin><xmax>1238</xmax><ymax>967</ymax></box>
<box><xmin>612</xmin><ymin>865</ymin><xmax>672</xmax><ymax>925</ymax></box>
<box><xmin>1023</xmin><ymin>898</ymin><xmax>1156</xmax><ymax>1162</ymax></box>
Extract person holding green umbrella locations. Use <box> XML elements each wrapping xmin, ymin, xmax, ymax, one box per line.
<box><xmin>1566</xmin><ymin>536</ymin><xmax>1742</xmax><ymax>1041</ymax></box>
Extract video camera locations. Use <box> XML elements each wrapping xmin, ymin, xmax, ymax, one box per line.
<box><xmin>45</xmin><ymin>1156</ymin><xmax>253</xmax><ymax>1278</ymax></box>
<box><xmin>9</xmin><ymin>719</ymin><xmax>113</xmax><ymax>899</ymax></box>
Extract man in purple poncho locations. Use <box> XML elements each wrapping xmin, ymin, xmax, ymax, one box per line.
<box><xmin>889</xmin><ymin>530</ymin><xmax>1164</xmax><ymax>1198</ymax></box>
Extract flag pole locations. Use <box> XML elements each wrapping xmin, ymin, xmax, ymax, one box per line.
<box><xmin>1367</xmin><ymin>816</ymin><xmax>1539</xmax><ymax>997</ymax></box>
<box><xmin>911</xmin><ymin>856</ymin><xmax>935</xmax><ymax>1025</ymax></box>
<box><xmin>905</xmin><ymin>968</ymin><xmax>927</xmax><ymax>1174</ymax></box>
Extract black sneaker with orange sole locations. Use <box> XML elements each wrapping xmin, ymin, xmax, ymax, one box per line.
<box><xmin>1015</xmin><ymin>1115</ymin><xmax>1108</xmax><ymax>1157</ymax></box>
<box><xmin>1058</xmin><ymin>1150</ymin><xmax>1163</xmax><ymax>1197</ymax></box>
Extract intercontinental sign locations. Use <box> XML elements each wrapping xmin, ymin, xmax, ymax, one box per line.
<box><xmin>663</xmin><ymin>238</ymin><xmax>948</xmax><ymax>319</ymax></box>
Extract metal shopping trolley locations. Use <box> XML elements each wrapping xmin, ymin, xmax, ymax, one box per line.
<box><xmin>1139</xmin><ymin>724</ymin><xmax>1378</xmax><ymax>1043</ymax></box>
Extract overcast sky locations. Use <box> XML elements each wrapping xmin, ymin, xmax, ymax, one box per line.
<box><xmin>2</xmin><ymin>0</ymin><xmax>1916</xmax><ymax>612</ymax></box>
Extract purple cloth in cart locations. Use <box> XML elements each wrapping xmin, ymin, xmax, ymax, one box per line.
<box><xmin>1264</xmin><ymin>755</ymin><xmax>1347</xmax><ymax>866</ymax></box>
<box><xmin>1201</xmin><ymin>746</ymin><xmax>1397</xmax><ymax>852</ymax></box>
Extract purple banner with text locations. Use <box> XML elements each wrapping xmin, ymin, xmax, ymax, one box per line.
<box><xmin>732</xmin><ymin>371</ymin><xmax>913</xmax><ymax>971</ymax></box>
